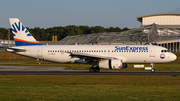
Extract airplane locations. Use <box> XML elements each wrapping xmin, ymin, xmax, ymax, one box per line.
<box><xmin>6</xmin><ymin>18</ymin><xmax>177</xmax><ymax>72</ymax></box>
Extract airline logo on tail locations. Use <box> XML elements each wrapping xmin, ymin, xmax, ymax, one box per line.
<box><xmin>9</xmin><ymin>18</ymin><xmax>42</xmax><ymax>46</ymax></box>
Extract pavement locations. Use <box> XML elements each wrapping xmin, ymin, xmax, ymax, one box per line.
<box><xmin>0</xmin><ymin>65</ymin><xmax>180</xmax><ymax>75</ymax></box>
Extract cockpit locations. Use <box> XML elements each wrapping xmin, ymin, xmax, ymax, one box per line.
<box><xmin>161</xmin><ymin>50</ymin><xmax>170</xmax><ymax>52</ymax></box>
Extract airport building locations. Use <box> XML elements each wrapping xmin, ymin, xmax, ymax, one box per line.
<box><xmin>137</xmin><ymin>13</ymin><xmax>180</xmax><ymax>52</ymax></box>
<box><xmin>59</xmin><ymin>13</ymin><xmax>180</xmax><ymax>52</ymax></box>
<box><xmin>137</xmin><ymin>13</ymin><xmax>180</xmax><ymax>28</ymax></box>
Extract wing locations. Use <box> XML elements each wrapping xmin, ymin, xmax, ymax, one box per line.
<box><xmin>69</xmin><ymin>52</ymin><xmax>117</xmax><ymax>63</ymax></box>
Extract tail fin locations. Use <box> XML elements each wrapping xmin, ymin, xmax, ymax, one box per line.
<box><xmin>9</xmin><ymin>18</ymin><xmax>42</xmax><ymax>46</ymax></box>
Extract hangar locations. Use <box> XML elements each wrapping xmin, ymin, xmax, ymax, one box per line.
<box><xmin>137</xmin><ymin>13</ymin><xmax>180</xmax><ymax>28</ymax></box>
<box><xmin>137</xmin><ymin>13</ymin><xmax>180</xmax><ymax>52</ymax></box>
<box><xmin>59</xmin><ymin>13</ymin><xmax>180</xmax><ymax>52</ymax></box>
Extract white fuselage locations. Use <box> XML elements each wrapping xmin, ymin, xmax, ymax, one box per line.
<box><xmin>9</xmin><ymin>45</ymin><xmax>177</xmax><ymax>64</ymax></box>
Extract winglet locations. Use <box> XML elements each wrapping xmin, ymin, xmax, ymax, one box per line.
<box><xmin>9</xmin><ymin>18</ymin><xmax>42</xmax><ymax>46</ymax></box>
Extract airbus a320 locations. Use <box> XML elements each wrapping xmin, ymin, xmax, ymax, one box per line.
<box><xmin>6</xmin><ymin>18</ymin><xmax>177</xmax><ymax>72</ymax></box>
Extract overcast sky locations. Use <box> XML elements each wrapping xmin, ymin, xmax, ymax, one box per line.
<box><xmin>1</xmin><ymin>0</ymin><xmax>180</xmax><ymax>29</ymax></box>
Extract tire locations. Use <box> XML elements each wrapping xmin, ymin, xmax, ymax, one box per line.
<box><xmin>89</xmin><ymin>67</ymin><xmax>94</xmax><ymax>72</ymax></box>
<box><xmin>94</xmin><ymin>67</ymin><xmax>100</xmax><ymax>72</ymax></box>
<box><xmin>151</xmin><ymin>68</ymin><xmax>155</xmax><ymax>72</ymax></box>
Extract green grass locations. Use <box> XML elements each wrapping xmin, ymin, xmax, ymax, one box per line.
<box><xmin>0</xmin><ymin>51</ymin><xmax>180</xmax><ymax>100</ymax></box>
<box><xmin>0</xmin><ymin>75</ymin><xmax>180</xmax><ymax>101</ymax></box>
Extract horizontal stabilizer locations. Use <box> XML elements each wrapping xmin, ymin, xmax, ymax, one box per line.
<box><xmin>6</xmin><ymin>47</ymin><xmax>26</xmax><ymax>52</ymax></box>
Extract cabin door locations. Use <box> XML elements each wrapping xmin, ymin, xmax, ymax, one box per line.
<box><xmin>150</xmin><ymin>47</ymin><xmax>155</xmax><ymax>57</ymax></box>
<box><xmin>37</xmin><ymin>47</ymin><xmax>43</xmax><ymax>59</ymax></box>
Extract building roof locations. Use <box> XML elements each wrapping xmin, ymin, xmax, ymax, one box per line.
<box><xmin>156</xmin><ymin>39</ymin><xmax>180</xmax><ymax>44</ymax></box>
<box><xmin>137</xmin><ymin>13</ymin><xmax>180</xmax><ymax>23</ymax></box>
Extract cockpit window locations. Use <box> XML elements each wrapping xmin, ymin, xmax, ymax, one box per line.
<box><xmin>161</xmin><ymin>50</ymin><xmax>170</xmax><ymax>52</ymax></box>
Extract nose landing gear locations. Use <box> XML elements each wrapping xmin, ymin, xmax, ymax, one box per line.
<box><xmin>151</xmin><ymin>63</ymin><xmax>155</xmax><ymax>72</ymax></box>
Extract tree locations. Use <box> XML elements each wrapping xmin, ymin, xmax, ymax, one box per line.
<box><xmin>30</xmin><ymin>27</ymin><xmax>46</xmax><ymax>41</ymax></box>
<box><xmin>90</xmin><ymin>26</ymin><xmax>106</xmax><ymax>33</ymax></box>
<box><xmin>105</xmin><ymin>27</ymin><xmax>122</xmax><ymax>32</ymax></box>
<box><xmin>0</xmin><ymin>25</ymin><xmax>130</xmax><ymax>41</ymax></box>
<box><xmin>54</xmin><ymin>26</ymin><xmax>64</xmax><ymax>40</ymax></box>
<box><xmin>122</xmin><ymin>27</ymin><xmax>130</xmax><ymax>31</ymax></box>
<box><xmin>64</xmin><ymin>25</ymin><xmax>83</xmax><ymax>36</ymax></box>
<box><xmin>79</xmin><ymin>25</ymin><xmax>91</xmax><ymax>34</ymax></box>
<box><xmin>0</xmin><ymin>28</ymin><xmax>8</xmax><ymax>40</ymax></box>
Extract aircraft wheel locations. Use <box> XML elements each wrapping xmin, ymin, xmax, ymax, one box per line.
<box><xmin>94</xmin><ymin>67</ymin><xmax>100</xmax><ymax>72</ymax></box>
<box><xmin>89</xmin><ymin>67</ymin><xmax>94</xmax><ymax>72</ymax></box>
<box><xmin>151</xmin><ymin>68</ymin><xmax>155</xmax><ymax>72</ymax></box>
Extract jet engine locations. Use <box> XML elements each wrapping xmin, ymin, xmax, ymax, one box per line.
<box><xmin>98</xmin><ymin>59</ymin><xmax>127</xmax><ymax>69</ymax></box>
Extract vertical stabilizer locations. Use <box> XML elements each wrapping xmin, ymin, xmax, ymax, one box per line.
<box><xmin>9</xmin><ymin>18</ymin><xmax>42</xmax><ymax>46</ymax></box>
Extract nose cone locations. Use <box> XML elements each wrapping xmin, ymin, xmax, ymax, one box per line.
<box><xmin>171</xmin><ymin>53</ymin><xmax>177</xmax><ymax>61</ymax></box>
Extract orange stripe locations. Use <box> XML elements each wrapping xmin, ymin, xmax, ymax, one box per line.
<box><xmin>14</xmin><ymin>38</ymin><xmax>40</xmax><ymax>43</ymax></box>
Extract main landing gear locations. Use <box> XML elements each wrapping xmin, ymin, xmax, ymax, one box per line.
<box><xmin>151</xmin><ymin>63</ymin><xmax>155</xmax><ymax>72</ymax></box>
<box><xmin>89</xmin><ymin>63</ymin><xmax>100</xmax><ymax>72</ymax></box>
<box><xmin>89</xmin><ymin>67</ymin><xmax>100</xmax><ymax>72</ymax></box>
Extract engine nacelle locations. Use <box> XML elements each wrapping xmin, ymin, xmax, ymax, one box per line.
<box><xmin>98</xmin><ymin>59</ymin><xmax>124</xmax><ymax>69</ymax></box>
